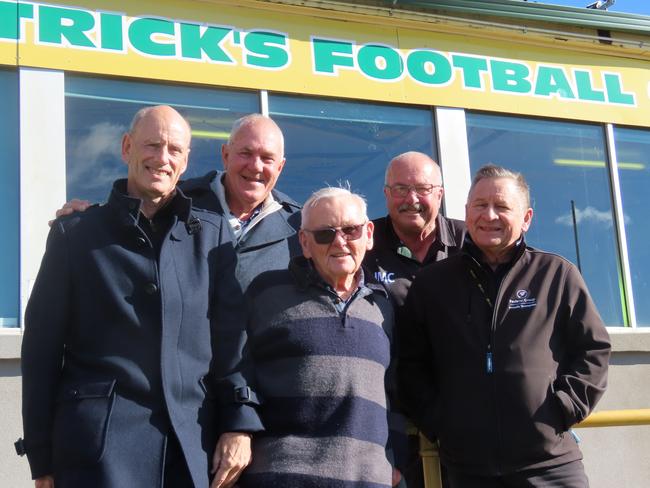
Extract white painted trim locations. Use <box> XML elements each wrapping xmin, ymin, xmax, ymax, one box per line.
<box><xmin>260</xmin><ymin>90</ymin><xmax>269</xmax><ymax>116</ymax></box>
<box><xmin>435</xmin><ymin>106</ymin><xmax>471</xmax><ymax>220</ymax></box>
<box><xmin>19</xmin><ymin>68</ymin><xmax>67</xmax><ymax>330</ymax></box>
<box><xmin>605</xmin><ymin>124</ymin><xmax>637</xmax><ymax>328</ymax></box>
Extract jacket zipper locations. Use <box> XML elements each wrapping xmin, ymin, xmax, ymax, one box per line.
<box><xmin>489</xmin><ymin>264</ymin><xmax>517</xmax><ymax>474</ymax></box>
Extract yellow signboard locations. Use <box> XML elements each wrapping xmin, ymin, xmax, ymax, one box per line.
<box><xmin>1</xmin><ymin>0</ymin><xmax>649</xmax><ymax>127</ymax></box>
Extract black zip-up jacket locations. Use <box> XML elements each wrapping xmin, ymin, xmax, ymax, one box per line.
<box><xmin>398</xmin><ymin>239</ymin><xmax>611</xmax><ymax>475</ymax></box>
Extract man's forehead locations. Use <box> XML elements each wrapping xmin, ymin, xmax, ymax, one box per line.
<box><xmin>469</xmin><ymin>178</ymin><xmax>523</xmax><ymax>205</ymax></box>
<box><xmin>389</xmin><ymin>160</ymin><xmax>440</xmax><ymax>183</ymax></box>
<box><xmin>309</xmin><ymin>197</ymin><xmax>364</xmax><ymax>225</ymax></box>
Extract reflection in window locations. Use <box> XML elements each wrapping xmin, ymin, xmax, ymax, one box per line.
<box><xmin>268</xmin><ymin>95</ymin><xmax>436</xmax><ymax>218</ymax></box>
<box><xmin>614</xmin><ymin>127</ymin><xmax>650</xmax><ymax>326</ymax></box>
<box><xmin>466</xmin><ymin>113</ymin><xmax>623</xmax><ymax>326</ymax></box>
<box><xmin>0</xmin><ymin>70</ymin><xmax>19</xmax><ymax>328</ymax></box>
<box><xmin>65</xmin><ymin>76</ymin><xmax>259</xmax><ymax>203</ymax></box>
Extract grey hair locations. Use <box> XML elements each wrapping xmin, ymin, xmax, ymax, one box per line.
<box><xmin>228</xmin><ymin>113</ymin><xmax>284</xmax><ymax>149</ymax></box>
<box><xmin>128</xmin><ymin>105</ymin><xmax>190</xmax><ymax>135</ymax></box>
<box><xmin>469</xmin><ymin>164</ymin><xmax>530</xmax><ymax>209</ymax></box>
<box><xmin>384</xmin><ymin>151</ymin><xmax>441</xmax><ymax>185</ymax></box>
<box><xmin>301</xmin><ymin>185</ymin><xmax>368</xmax><ymax>229</ymax></box>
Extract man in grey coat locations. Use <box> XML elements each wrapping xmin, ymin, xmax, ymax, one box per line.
<box><xmin>19</xmin><ymin>106</ymin><xmax>260</xmax><ymax>488</ymax></box>
<box><xmin>58</xmin><ymin>114</ymin><xmax>302</xmax><ymax>291</ymax></box>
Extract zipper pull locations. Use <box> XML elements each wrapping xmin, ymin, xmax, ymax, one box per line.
<box><xmin>486</xmin><ymin>351</ymin><xmax>493</xmax><ymax>374</ymax></box>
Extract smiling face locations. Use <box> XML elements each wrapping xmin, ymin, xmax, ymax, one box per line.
<box><xmin>299</xmin><ymin>195</ymin><xmax>374</xmax><ymax>289</ymax></box>
<box><xmin>465</xmin><ymin>177</ymin><xmax>533</xmax><ymax>262</ymax></box>
<box><xmin>384</xmin><ymin>153</ymin><xmax>443</xmax><ymax>238</ymax></box>
<box><xmin>222</xmin><ymin>117</ymin><xmax>286</xmax><ymax>217</ymax></box>
<box><xmin>122</xmin><ymin>106</ymin><xmax>190</xmax><ymax>206</ymax></box>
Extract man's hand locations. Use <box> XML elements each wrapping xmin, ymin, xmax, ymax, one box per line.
<box><xmin>392</xmin><ymin>467</ymin><xmax>402</xmax><ymax>487</ymax></box>
<box><xmin>48</xmin><ymin>199</ymin><xmax>92</xmax><ymax>226</ymax></box>
<box><xmin>210</xmin><ymin>432</ymin><xmax>252</xmax><ymax>488</ymax></box>
<box><xmin>35</xmin><ymin>475</ymin><xmax>54</xmax><ymax>488</ymax></box>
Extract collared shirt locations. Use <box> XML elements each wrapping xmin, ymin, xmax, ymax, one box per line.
<box><xmin>364</xmin><ymin>214</ymin><xmax>466</xmax><ymax>307</ymax></box>
<box><xmin>212</xmin><ymin>174</ymin><xmax>283</xmax><ymax>241</ymax></box>
<box><xmin>303</xmin><ymin>258</ymin><xmax>366</xmax><ymax>313</ymax></box>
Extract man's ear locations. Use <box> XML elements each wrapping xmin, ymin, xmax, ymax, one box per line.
<box><xmin>365</xmin><ymin>220</ymin><xmax>374</xmax><ymax>251</ymax></box>
<box><xmin>121</xmin><ymin>133</ymin><xmax>131</xmax><ymax>164</ymax></box>
<box><xmin>298</xmin><ymin>229</ymin><xmax>312</xmax><ymax>258</ymax></box>
<box><xmin>221</xmin><ymin>143</ymin><xmax>230</xmax><ymax>170</ymax></box>
<box><xmin>522</xmin><ymin>207</ymin><xmax>533</xmax><ymax>233</ymax></box>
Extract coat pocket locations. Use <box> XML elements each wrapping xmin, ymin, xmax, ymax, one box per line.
<box><xmin>52</xmin><ymin>380</ymin><xmax>116</xmax><ymax>468</ymax></box>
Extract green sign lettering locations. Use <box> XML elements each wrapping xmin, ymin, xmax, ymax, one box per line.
<box><xmin>312</xmin><ymin>38</ymin><xmax>354</xmax><ymax>74</ymax></box>
<box><xmin>407</xmin><ymin>50</ymin><xmax>452</xmax><ymax>85</ymax></box>
<box><xmin>39</xmin><ymin>5</ymin><xmax>95</xmax><ymax>48</ymax></box>
<box><xmin>180</xmin><ymin>23</ymin><xmax>233</xmax><ymax>63</ymax></box>
<box><xmin>535</xmin><ymin>66</ymin><xmax>575</xmax><ymax>99</ymax></box>
<box><xmin>0</xmin><ymin>1</ymin><xmax>34</xmax><ymax>40</ymax></box>
<box><xmin>357</xmin><ymin>44</ymin><xmax>402</xmax><ymax>80</ymax></box>
<box><xmin>244</xmin><ymin>31</ymin><xmax>288</xmax><ymax>69</ymax></box>
<box><xmin>452</xmin><ymin>54</ymin><xmax>488</xmax><ymax>89</ymax></box>
<box><xmin>574</xmin><ymin>70</ymin><xmax>606</xmax><ymax>103</ymax></box>
<box><xmin>129</xmin><ymin>18</ymin><xmax>175</xmax><ymax>57</ymax></box>
<box><xmin>99</xmin><ymin>12</ymin><xmax>123</xmax><ymax>51</ymax></box>
<box><xmin>490</xmin><ymin>59</ymin><xmax>531</xmax><ymax>94</ymax></box>
<box><xmin>605</xmin><ymin>73</ymin><xmax>635</xmax><ymax>106</ymax></box>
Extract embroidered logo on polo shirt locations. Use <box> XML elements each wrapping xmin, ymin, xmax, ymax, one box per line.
<box><xmin>374</xmin><ymin>271</ymin><xmax>396</xmax><ymax>284</ymax></box>
<box><xmin>508</xmin><ymin>289</ymin><xmax>537</xmax><ymax>309</ymax></box>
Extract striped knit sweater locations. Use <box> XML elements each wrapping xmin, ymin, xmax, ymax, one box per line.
<box><xmin>238</xmin><ymin>256</ymin><xmax>395</xmax><ymax>488</ymax></box>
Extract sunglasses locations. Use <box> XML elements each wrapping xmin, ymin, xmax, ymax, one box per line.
<box><xmin>304</xmin><ymin>223</ymin><xmax>367</xmax><ymax>245</ymax></box>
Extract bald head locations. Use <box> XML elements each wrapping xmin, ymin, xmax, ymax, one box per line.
<box><xmin>385</xmin><ymin>152</ymin><xmax>441</xmax><ymax>186</ymax></box>
<box><xmin>228</xmin><ymin>114</ymin><xmax>285</xmax><ymax>155</ymax></box>
<box><xmin>129</xmin><ymin>105</ymin><xmax>191</xmax><ymax>140</ymax></box>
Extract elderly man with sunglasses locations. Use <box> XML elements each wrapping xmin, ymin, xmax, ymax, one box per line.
<box><xmin>364</xmin><ymin>151</ymin><xmax>465</xmax><ymax>487</ymax></box>
<box><xmin>229</xmin><ymin>186</ymin><xmax>397</xmax><ymax>487</ymax></box>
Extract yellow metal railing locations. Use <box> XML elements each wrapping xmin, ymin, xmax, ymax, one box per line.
<box><xmin>420</xmin><ymin>409</ymin><xmax>650</xmax><ymax>488</ymax></box>
<box><xmin>574</xmin><ymin>408</ymin><xmax>650</xmax><ymax>428</ymax></box>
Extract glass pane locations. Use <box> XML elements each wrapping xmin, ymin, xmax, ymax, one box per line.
<box><xmin>614</xmin><ymin>127</ymin><xmax>650</xmax><ymax>326</ymax></box>
<box><xmin>0</xmin><ymin>69</ymin><xmax>19</xmax><ymax>328</ymax></box>
<box><xmin>269</xmin><ymin>94</ymin><xmax>436</xmax><ymax>219</ymax></box>
<box><xmin>65</xmin><ymin>76</ymin><xmax>259</xmax><ymax>203</ymax></box>
<box><xmin>467</xmin><ymin>113</ymin><xmax>624</xmax><ymax>326</ymax></box>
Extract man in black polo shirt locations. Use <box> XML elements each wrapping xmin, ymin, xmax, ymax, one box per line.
<box><xmin>364</xmin><ymin>151</ymin><xmax>465</xmax><ymax>487</ymax></box>
<box><xmin>365</xmin><ymin>151</ymin><xmax>465</xmax><ymax>307</ymax></box>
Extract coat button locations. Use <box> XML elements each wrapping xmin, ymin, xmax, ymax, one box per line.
<box><xmin>144</xmin><ymin>282</ymin><xmax>158</xmax><ymax>295</ymax></box>
<box><xmin>136</xmin><ymin>236</ymin><xmax>147</xmax><ymax>247</ymax></box>
<box><xmin>69</xmin><ymin>389</ymin><xmax>78</xmax><ymax>397</ymax></box>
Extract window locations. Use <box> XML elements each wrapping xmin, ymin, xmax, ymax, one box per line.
<box><xmin>466</xmin><ymin>113</ymin><xmax>624</xmax><ymax>326</ymax></box>
<box><xmin>614</xmin><ymin>127</ymin><xmax>650</xmax><ymax>326</ymax></box>
<box><xmin>268</xmin><ymin>94</ymin><xmax>436</xmax><ymax>218</ymax></box>
<box><xmin>65</xmin><ymin>76</ymin><xmax>259</xmax><ymax>203</ymax></box>
<box><xmin>0</xmin><ymin>69</ymin><xmax>19</xmax><ymax>328</ymax></box>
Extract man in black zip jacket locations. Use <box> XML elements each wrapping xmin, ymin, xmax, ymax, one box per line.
<box><xmin>399</xmin><ymin>164</ymin><xmax>610</xmax><ymax>488</ymax></box>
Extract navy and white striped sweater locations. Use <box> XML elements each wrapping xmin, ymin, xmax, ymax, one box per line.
<box><xmin>238</xmin><ymin>256</ymin><xmax>395</xmax><ymax>488</ymax></box>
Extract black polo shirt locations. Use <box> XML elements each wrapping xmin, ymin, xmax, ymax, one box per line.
<box><xmin>364</xmin><ymin>214</ymin><xmax>466</xmax><ymax>307</ymax></box>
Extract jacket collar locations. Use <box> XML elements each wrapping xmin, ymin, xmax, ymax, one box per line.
<box><xmin>182</xmin><ymin>170</ymin><xmax>301</xmax><ymax>214</ymax></box>
<box><xmin>462</xmin><ymin>233</ymin><xmax>528</xmax><ymax>273</ymax></box>
<box><xmin>107</xmin><ymin>179</ymin><xmax>194</xmax><ymax>228</ymax></box>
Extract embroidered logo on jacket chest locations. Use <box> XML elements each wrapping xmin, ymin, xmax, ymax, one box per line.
<box><xmin>508</xmin><ymin>289</ymin><xmax>537</xmax><ymax>309</ymax></box>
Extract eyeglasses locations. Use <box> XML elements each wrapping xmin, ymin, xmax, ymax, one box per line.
<box><xmin>303</xmin><ymin>223</ymin><xmax>367</xmax><ymax>245</ymax></box>
<box><xmin>385</xmin><ymin>184</ymin><xmax>441</xmax><ymax>198</ymax></box>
